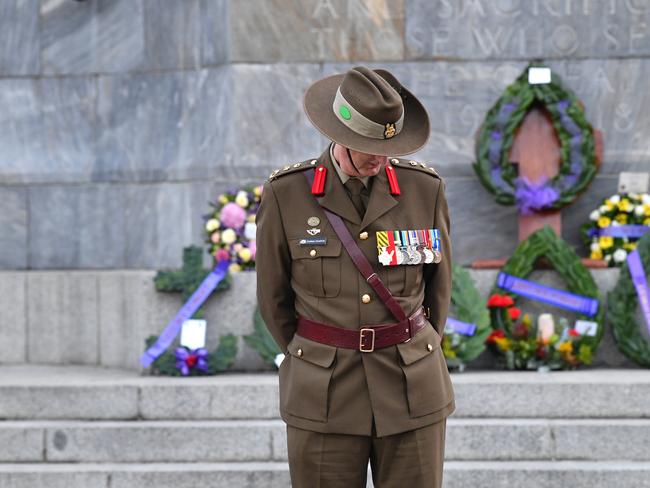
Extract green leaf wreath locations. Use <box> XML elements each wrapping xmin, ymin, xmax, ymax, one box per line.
<box><xmin>607</xmin><ymin>231</ymin><xmax>650</xmax><ymax>368</ymax></box>
<box><xmin>442</xmin><ymin>263</ymin><xmax>491</xmax><ymax>370</ymax></box>
<box><xmin>473</xmin><ymin>62</ymin><xmax>597</xmax><ymax>213</ymax></box>
<box><xmin>487</xmin><ymin>226</ymin><xmax>604</xmax><ymax>370</ymax></box>
<box><xmin>244</xmin><ymin>306</ymin><xmax>282</xmax><ymax>368</ymax></box>
<box><xmin>143</xmin><ymin>333</ymin><xmax>238</xmax><ymax>376</ymax></box>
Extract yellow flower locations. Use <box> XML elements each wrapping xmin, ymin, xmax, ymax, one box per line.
<box><xmin>590</xmin><ymin>249</ymin><xmax>603</xmax><ymax>259</ymax></box>
<box><xmin>615</xmin><ymin>213</ymin><xmax>628</xmax><ymax>224</ymax></box>
<box><xmin>494</xmin><ymin>337</ymin><xmax>511</xmax><ymax>352</ymax></box>
<box><xmin>205</xmin><ymin>218</ymin><xmax>220</xmax><ymax>232</ymax></box>
<box><xmin>238</xmin><ymin>248</ymin><xmax>252</xmax><ymax>262</ymax></box>
<box><xmin>253</xmin><ymin>186</ymin><xmax>262</xmax><ymax>197</ymax></box>
<box><xmin>604</xmin><ymin>199</ymin><xmax>615</xmax><ymax>210</ymax></box>
<box><xmin>246</xmin><ymin>214</ymin><xmax>256</xmax><ymax>223</ymax></box>
<box><xmin>618</xmin><ymin>198</ymin><xmax>632</xmax><ymax>212</ymax></box>
<box><xmin>228</xmin><ymin>263</ymin><xmax>242</xmax><ymax>273</ymax></box>
<box><xmin>644</xmin><ymin>217</ymin><xmax>650</xmax><ymax>225</ymax></box>
<box><xmin>235</xmin><ymin>191</ymin><xmax>249</xmax><ymax>208</ymax></box>
<box><xmin>599</xmin><ymin>236</ymin><xmax>614</xmax><ymax>249</ymax></box>
<box><xmin>624</xmin><ymin>242</ymin><xmax>637</xmax><ymax>251</ymax></box>
<box><xmin>644</xmin><ymin>204</ymin><xmax>650</xmax><ymax>216</ymax></box>
<box><xmin>557</xmin><ymin>341</ymin><xmax>573</xmax><ymax>354</ymax></box>
<box><xmin>597</xmin><ymin>216</ymin><xmax>611</xmax><ymax>228</ymax></box>
<box><xmin>218</xmin><ymin>195</ymin><xmax>229</xmax><ymax>205</ymax></box>
<box><xmin>221</xmin><ymin>228</ymin><xmax>237</xmax><ymax>245</ymax></box>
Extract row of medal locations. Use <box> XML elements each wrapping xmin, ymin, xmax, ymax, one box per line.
<box><xmin>376</xmin><ymin>229</ymin><xmax>442</xmax><ymax>266</ymax></box>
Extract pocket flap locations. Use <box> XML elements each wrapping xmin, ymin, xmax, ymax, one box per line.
<box><xmin>287</xmin><ymin>333</ymin><xmax>337</xmax><ymax>368</ymax></box>
<box><xmin>288</xmin><ymin>238</ymin><xmax>342</xmax><ymax>260</ymax></box>
<box><xmin>396</xmin><ymin>323</ymin><xmax>441</xmax><ymax>365</ymax></box>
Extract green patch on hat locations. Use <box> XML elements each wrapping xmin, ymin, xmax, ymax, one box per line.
<box><xmin>339</xmin><ymin>105</ymin><xmax>351</xmax><ymax>120</ymax></box>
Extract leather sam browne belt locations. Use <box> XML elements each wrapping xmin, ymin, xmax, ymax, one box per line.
<box><xmin>297</xmin><ymin>306</ymin><xmax>428</xmax><ymax>352</ymax></box>
<box><xmin>298</xmin><ymin>169</ymin><xmax>433</xmax><ymax>353</ymax></box>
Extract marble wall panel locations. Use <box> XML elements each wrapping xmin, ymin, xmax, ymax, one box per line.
<box><xmin>406</xmin><ymin>0</ymin><xmax>650</xmax><ymax>60</ymax></box>
<box><xmin>0</xmin><ymin>187</ymin><xmax>28</xmax><ymax>269</ymax></box>
<box><xmin>229</xmin><ymin>0</ymin><xmax>405</xmax><ymax>62</ymax></box>
<box><xmin>0</xmin><ymin>0</ymin><xmax>40</xmax><ymax>75</ymax></box>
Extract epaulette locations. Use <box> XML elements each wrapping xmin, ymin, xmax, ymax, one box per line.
<box><xmin>389</xmin><ymin>158</ymin><xmax>441</xmax><ymax>179</ymax></box>
<box><xmin>268</xmin><ymin>159</ymin><xmax>318</xmax><ymax>181</ymax></box>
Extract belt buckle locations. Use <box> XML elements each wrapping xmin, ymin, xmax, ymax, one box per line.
<box><xmin>359</xmin><ymin>327</ymin><xmax>375</xmax><ymax>352</ymax></box>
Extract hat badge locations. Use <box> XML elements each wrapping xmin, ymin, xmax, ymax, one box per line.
<box><xmin>384</xmin><ymin>123</ymin><xmax>396</xmax><ymax>139</ymax></box>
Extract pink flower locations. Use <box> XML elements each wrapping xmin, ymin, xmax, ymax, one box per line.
<box><xmin>249</xmin><ymin>240</ymin><xmax>257</xmax><ymax>259</ymax></box>
<box><xmin>220</xmin><ymin>202</ymin><xmax>247</xmax><ymax>229</ymax></box>
<box><xmin>215</xmin><ymin>248</ymin><xmax>230</xmax><ymax>262</ymax></box>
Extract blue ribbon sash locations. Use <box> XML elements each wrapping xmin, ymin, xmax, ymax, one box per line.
<box><xmin>445</xmin><ymin>317</ymin><xmax>477</xmax><ymax>336</ymax></box>
<box><xmin>589</xmin><ymin>225</ymin><xmax>650</xmax><ymax>238</ymax></box>
<box><xmin>626</xmin><ymin>249</ymin><xmax>650</xmax><ymax>335</ymax></box>
<box><xmin>496</xmin><ymin>272</ymin><xmax>599</xmax><ymax>317</ymax></box>
<box><xmin>140</xmin><ymin>259</ymin><xmax>230</xmax><ymax>368</ymax></box>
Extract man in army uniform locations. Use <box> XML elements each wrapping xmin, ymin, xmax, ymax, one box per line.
<box><xmin>256</xmin><ymin>66</ymin><xmax>455</xmax><ymax>487</ymax></box>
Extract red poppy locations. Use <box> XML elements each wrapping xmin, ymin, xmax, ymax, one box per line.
<box><xmin>501</xmin><ymin>295</ymin><xmax>515</xmax><ymax>307</ymax></box>
<box><xmin>508</xmin><ymin>307</ymin><xmax>521</xmax><ymax>321</ymax></box>
<box><xmin>486</xmin><ymin>329</ymin><xmax>505</xmax><ymax>344</ymax></box>
<box><xmin>568</xmin><ymin>328</ymin><xmax>580</xmax><ymax>337</ymax></box>
<box><xmin>486</xmin><ymin>294</ymin><xmax>503</xmax><ymax>307</ymax></box>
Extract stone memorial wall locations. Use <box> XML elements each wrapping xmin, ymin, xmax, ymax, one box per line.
<box><xmin>1</xmin><ymin>0</ymin><xmax>649</xmax><ymax>269</ymax></box>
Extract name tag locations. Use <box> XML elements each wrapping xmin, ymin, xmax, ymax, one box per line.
<box><xmin>299</xmin><ymin>237</ymin><xmax>328</xmax><ymax>246</ymax></box>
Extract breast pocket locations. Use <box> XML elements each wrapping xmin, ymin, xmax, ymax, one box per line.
<box><xmin>379</xmin><ymin>263</ymin><xmax>423</xmax><ymax>297</ymax></box>
<box><xmin>288</xmin><ymin>238</ymin><xmax>342</xmax><ymax>297</ymax></box>
<box><xmin>395</xmin><ymin>322</ymin><xmax>454</xmax><ymax>418</ymax></box>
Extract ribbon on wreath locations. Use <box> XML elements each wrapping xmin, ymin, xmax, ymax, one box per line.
<box><xmin>626</xmin><ymin>249</ymin><xmax>650</xmax><ymax>335</ymax></box>
<box><xmin>587</xmin><ymin>224</ymin><xmax>650</xmax><ymax>239</ymax></box>
<box><xmin>140</xmin><ymin>259</ymin><xmax>230</xmax><ymax>368</ymax></box>
<box><xmin>445</xmin><ymin>317</ymin><xmax>477</xmax><ymax>336</ymax></box>
<box><xmin>497</xmin><ymin>272</ymin><xmax>599</xmax><ymax>317</ymax></box>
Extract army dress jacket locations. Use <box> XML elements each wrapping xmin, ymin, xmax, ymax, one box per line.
<box><xmin>255</xmin><ymin>146</ymin><xmax>456</xmax><ymax>437</ymax></box>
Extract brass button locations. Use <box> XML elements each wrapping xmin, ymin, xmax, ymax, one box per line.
<box><xmin>309</xmin><ymin>249</ymin><xmax>317</xmax><ymax>257</ymax></box>
<box><xmin>361</xmin><ymin>294</ymin><xmax>371</xmax><ymax>304</ymax></box>
<box><xmin>359</xmin><ymin>231</ymin><xmax>369</xmax><ymax>240</ymax></box>
<box><xmin>297</xmin><ymin>348</ymin><xmax>303</xmax><ymax>357</ymax></box>
<box><xmin>427</xmin><ymin>343</ymin><xmax>433</xmax><ymax>352</ymax></box>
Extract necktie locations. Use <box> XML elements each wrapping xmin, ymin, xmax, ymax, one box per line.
<box><xmin>345</xmin><ymin>178</ymin><xmax>367</xmax><ymax>218</ymax></box>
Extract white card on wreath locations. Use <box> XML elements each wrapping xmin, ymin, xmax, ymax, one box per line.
<box><xmin>618</xmin><ymin>172</ymin><xmax>649</xmax><ymax>194</ymax></box>
<box><xmin>180</xmin><ymin>319</ymin><xmax>207</xmax><ymax>349</ymax></box>
<box><xmin>575</xmin><ymin>320</ymin><xmax>598</xmax><ymax>337</ymax></box>
<box><xmin>528</xmin><ymin>67</ymin><xmax>551</xmax><ymax>85</ymax></box>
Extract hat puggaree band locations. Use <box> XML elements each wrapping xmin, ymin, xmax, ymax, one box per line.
<box><xmin>333</xmin><ymin>87</ymin><xmax>404</xmax><ymax>140</ymax></box>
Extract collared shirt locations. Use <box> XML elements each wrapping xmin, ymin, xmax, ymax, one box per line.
<box><xmin>329</xmin><ymin>143</ymin><xmax>371</xmax><ymax>189</ymax></box>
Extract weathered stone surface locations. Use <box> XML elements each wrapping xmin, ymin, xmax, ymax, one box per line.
<box><xmin>0</xmin><ymin>0</ymin><xmax>40</xmax><ymax>75</ymax></box>
<box><xmin>405</xmin><ymin>0</ymin><xmax>650</xmax><ymax>60</ymax></box>
<box><xmin>26</xmin><ymin>272</ymin><xmax>99</xmax><ymax>364</ymax></box>
<box><xmin>0</xmin><ymin>423</ymin><xmax>43</xmax><ymax>462</ymax></box>
<box><xmin>0</xmin><ymin>272</ymin><xmax>27</xmax><ymax>363</ymax></box>
<box><xmin>0</xmin><ymin>77</ymin><xmax>96</xmax><ymax>185</ymax></box>
<box><xmin>200</xmin><ymin>0</ymin><xmax>229</xmax><ymax>66</ymax></box>
<box><xmin>229</xmin><ymin>0</ymin><xmax>405</xmax><ymax>62</ymax></box>
<box><xmin>0</xmin><ymin>188</ymin><xmax>27</xmax><ymax>269</ymax></box>
<box><xmin>45</xmin><ymin>420</ymin><xmax>276</xmax><ymax>462</ymax></box>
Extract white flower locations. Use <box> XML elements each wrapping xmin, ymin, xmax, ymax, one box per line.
<box><xmin>590</xmin><ymin>242</ymin><xmax>601</xmax><ymax>252</ymax></box>
<box><xmin>630</xmin><ymin>192</ymin><xmax>639</xmax><ymax>200</ymax></box>
<box><xmin>635</xmin><ymin>205</ymin><xmax>645</xmax><ymax>216</ymax></box>
<box><xmin>205</xmin><ymin>218</ymin><xmax>220</xmax><ymax>232</ymax></box>
<box><xmin>610</xmin><ymin>194</ymin><xmax>621</xmax><ymax>204</ymax></box>
<box><xmin>221</xmin><ymin>228</ymin><xmax>237</xmax><ymax>245</ymax></box>
<box><xmin>611</xmin><ymin>220</ymin><xmax>621</xmax><ymax>226</ymax></box>
<box><xmin>235</xmin><ymin>191</ymin><xmax>249</xmax><ymax>208</ymax></box>
<box><xmin>589</xmin><ymin>210</ymin><xmax>600</xmax><ymax>221</ymax></box>
<box><xmin>599</xmin><ymin>205</ymin><xmax>609</xmax><ymax>213</ymax></box>
<box><xmin>642</xmin><ymin>194</ymin><xmax>650</xmax><ymax>205</ymax></box>
<box><xmin>244</xmin><ymin>222</ymin><xmax>257</xmax><ymax>240</ymax></box>
<box><xmin>613</xmin><ymin>248</ymin><xmax>628</xmax><ymax>262</ymax></box>
<box><xmin>605</xmin><ymin>254</ymin><xmax>612</xmax><ymax>261</ymax></box>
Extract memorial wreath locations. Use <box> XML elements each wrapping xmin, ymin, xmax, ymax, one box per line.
<box><xmin>473</xmin><ymin>63</ymin><xmax>598</xmax><ymax>214</ymax></box>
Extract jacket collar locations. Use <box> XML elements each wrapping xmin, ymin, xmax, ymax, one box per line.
<box><xmin>313</xmin><ymin>146</ymin><xmax>398</xmax><ymax>229</ymax></box>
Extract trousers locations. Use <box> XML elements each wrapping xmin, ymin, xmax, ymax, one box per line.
<box><xmin>286</xmin><ymin>416</ymin><xmax>447</xmax><ymax>488</ymax></box>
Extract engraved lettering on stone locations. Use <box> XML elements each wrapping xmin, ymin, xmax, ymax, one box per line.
<box><xmin>460</xmin><ymin>105</ymin><xmax>479</xmax><ymax>135</ymax></box>
<box><xmin>438</xmin><ymin>0</ymin><xmax>455</xmax><ymax>19</ymax></box>
<box><xmin>432</xmin><ymin>28</ymin><xmax>451</xmax><ymax>56</ymax></box>
<box><xmin>460</xmin><ymin>0</ymin><xmax>488</xmax><ymax>17</ymax></box>
<box><xmin>471</xmin><ymin>27</ymin><xmax>516</xmax><ymax>55</ymax></box>
<box><xmin>494</xmin><ymin>0</ymin><xmax>523</xmax><ymax>17</ymax></box>
<box><xmin>312</xmin><ymin>0</ymin><xmax>338</xmax><ymax>19</ymax></box>
<box><xmin>626</xmin><ymin>0</ymin><xmax>649</xmax><ymax>15</ymax></box>
<box><xmin>630</xmin><ymin>21</ymin><xmax>648</xmax><ymax>49</ymax></box>
<box><xmin>614</xmin><ymin>103</ymin><xmax>635</xmax><ymax>133</ymax></box>
<box><xmin>552</xmin><ymin>24</ymin><xmax>579</xmax><ymax>54</ymax></box>
<box><xmin>594</xmin><ymin>66</ymin><xmax>615</xmax><ymax>93</ymax></box>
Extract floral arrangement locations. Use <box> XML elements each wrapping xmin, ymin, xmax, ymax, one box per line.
<box><xmin>204</xmin><ymin>185</ymin><xmax>263</xmax><ymax>273</ymax></box>
<box><xmin>442</xmin><ymin>263</ymin><xmax>491</xmax><ymax>371</ymax></box>
<box><xmin>143</xmin><ymin>333</ymin><xmax>238</xmax><ymax>376</ymax></box>
<box><xmin>580</xmin><ymin>192</ymin><xmax>650</xmax><ymax>266</ymax></box>
<box><xmin>473</xmin><ymin>62</ymin><xmax>598</xmax><ymax>214</ymax></box>
<box><xmin>485</xmin><ymin>294</ymin><xmax>594</xmax><ymax>370</ymax></box>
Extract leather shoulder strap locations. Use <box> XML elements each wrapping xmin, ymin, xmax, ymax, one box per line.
<box><xmin>304</xmin><ymin>170</ymin><xmax>407</xmax><ymax>323</ymax></box>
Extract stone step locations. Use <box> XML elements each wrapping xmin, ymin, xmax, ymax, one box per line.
<box><xmin>1</xmin><ymin>365</ymin><xmax>649</xmax><ymax>420</ymax></box>
<box><xmin>1</xmin><ymin>461</ymin><xmax>650</xmax><ymax>488</ymax></box>
<box><xmin>1</xmin><ymin>418</ymin><xmax>648</xmax><ymax>463</ymax></box>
